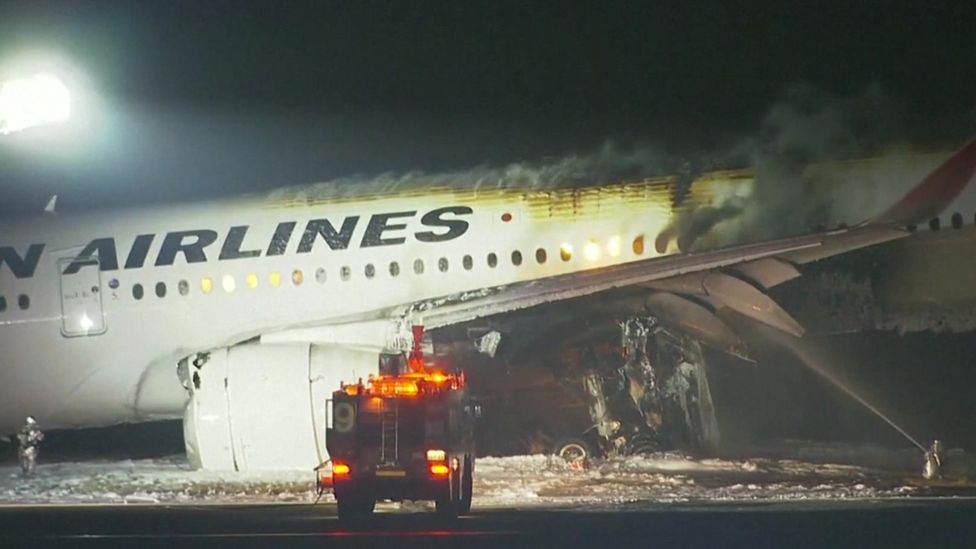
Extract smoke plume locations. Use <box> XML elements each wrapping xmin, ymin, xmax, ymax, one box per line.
<box><xmin>271</xmin><ymin>83</ymin><xmax>958</xmax><ymax>253</ymax></box>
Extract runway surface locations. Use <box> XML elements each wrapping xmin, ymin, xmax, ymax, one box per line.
<box><xmin>1</xmin><ymin>499</ymin><xmax>975</xmax><ymax>548</ymax></box>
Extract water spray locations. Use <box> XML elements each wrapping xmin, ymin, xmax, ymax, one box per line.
<box><xmin>785</xmin><ymin>338</ymin><xmax>926</xmax><ymax>453</ymax></box>
<box><xmin>763</xmin><ymin>328</ymin><xmax>942</xmax><ymax>478</ymax></box>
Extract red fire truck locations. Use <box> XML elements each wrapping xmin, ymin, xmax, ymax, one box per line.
<box><xmin>320</xmin><ymin>332</ymin><xmax>476</xmax><ymax>520</ymax></box>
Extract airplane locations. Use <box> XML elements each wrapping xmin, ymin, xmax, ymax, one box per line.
<box><xmin>1</xmin><ymin>138</ymin><xmax>975</xmax><ymax>471</ymax></box>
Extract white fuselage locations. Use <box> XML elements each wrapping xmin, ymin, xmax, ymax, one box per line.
<box><xmin>0</xmin><ymin>184</ymin><xmax>676</xmax><ymax>433</ymax></box>
<box><xmin>2</xmin><ymin>148</ymin><xmax>974</xmax><ymax>436</ymax></box>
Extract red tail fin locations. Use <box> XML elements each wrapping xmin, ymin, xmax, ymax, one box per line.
<box><xmin>875</xmin><ymin>138</ymin><xmax>976</xmax><ymax>225</ymax></box>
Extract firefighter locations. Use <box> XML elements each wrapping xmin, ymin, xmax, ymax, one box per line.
<box><xmin>922</xmin><ymin>439</ymin><xmax>944</xmax><ymax>480</ymax></box>
<box><xmin>16</xmin><ymin>416</ymin><xmax>44</xmax><ymax>477</ymax></box>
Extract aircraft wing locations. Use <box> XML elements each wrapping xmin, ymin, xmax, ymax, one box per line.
<box><xmin>394</xmin><ymin>138</ymin><xmax>976</xmax><ymax>346</ymax></box>
<box><xmin>396</xmin><ymin>224</ymin><xmax>906</xmax><ymax>334</ymax></box>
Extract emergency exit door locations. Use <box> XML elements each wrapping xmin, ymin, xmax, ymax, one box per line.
<box><xmin>59</xmin><ymin>257</ymin><xmax>106</xmax><ymax>337</ymax></box>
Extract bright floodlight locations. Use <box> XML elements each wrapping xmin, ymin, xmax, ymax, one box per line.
<box><xmin>0</xmin><ymin>73</ymin><xmax>71</xmax><ymax>135</ymax></box>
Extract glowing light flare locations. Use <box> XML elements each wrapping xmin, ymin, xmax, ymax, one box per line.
<box><xmin>427</xmin><ymin>372</ymin><xmax>448</xmax><ymax>384</ymax></box>
<box><xmin>429</xmin><ymin>463</ymin><xmax>450</xmax><ymax>476</ymax></box>
<box><xmin>79</xmin><ymin>313</ymin><xmax>93</xmax><ymax>331</ymax></box>
<box><xmin>607</xmin><ymin>235</ymin><xmax>621</xmax><ymax>257</ymax></box>
<box><xmin>426</xmin><ymin>449</ymin><xmax>446</xmax><ymax>462</ymax></box>
<box><xmin>364</xmin><ymin>396</ymin><xmax>384</xmax><ymax>412</ymax></box>
<box><xmin>583</xmin><ymin>240</ymin><xmax>600</xmax><ymax>261</ymax></box>
<box><xmin>332</xmin><ymin>463</ymin><xmax>350</xmax><ymax>476</ymax></box>
<box><xmin>0</xmin><ymin>74</ymin><xmax>71</xmax><ymax>135</ymax></box>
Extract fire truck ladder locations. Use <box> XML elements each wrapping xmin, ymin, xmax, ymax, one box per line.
<box><xmin>380</xmin><ymin>399</ymin><xmax>399</xmax><ymax>464</ymax></box>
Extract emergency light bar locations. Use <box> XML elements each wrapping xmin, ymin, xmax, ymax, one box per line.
<box><xmin>341</xmin><ymin>370</ymin><xmax>465</xmax><ymax>398</ymax></box>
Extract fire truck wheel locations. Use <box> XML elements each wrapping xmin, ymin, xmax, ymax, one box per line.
<box><xmin>435</xmin><ymin>468</ymin><xmax>462</xmax><ymax>518</ymax></box>
<box><xmin>460</xmin><ymin>456</ymin><xmax>473</xmax><ymax>515</ymax></box>
<box><xmin>337</xmin><ymin>494</ymin><xmax>375</xmax><ymax>521</ymax></box>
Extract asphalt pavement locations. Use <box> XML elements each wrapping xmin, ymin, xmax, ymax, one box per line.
<box><xmin>1</xmin><ymin>499</ymin><xmax>975</xmax><ymax>548</ymax></box>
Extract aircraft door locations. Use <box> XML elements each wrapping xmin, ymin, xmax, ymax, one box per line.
<box><xmin>58</xmin><ymin>257</ymin><xmax>106</xmax><ymax>337</ymax></box>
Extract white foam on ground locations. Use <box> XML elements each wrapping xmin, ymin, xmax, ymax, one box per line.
<box><xmin>0</xmin><ymin>446</ymin><xmax>934</xmax><ymax>507</ymax></box>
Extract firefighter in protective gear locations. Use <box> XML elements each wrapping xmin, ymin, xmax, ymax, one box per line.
<box><xmin>922</xmin><ymin>439</ymin><xmax>944</xmax><ymax>480</ymax></box>
<box><xmin>16</xmin><ymin>416</ymin><xmax>44</xmax><ymax>477</ymax></box>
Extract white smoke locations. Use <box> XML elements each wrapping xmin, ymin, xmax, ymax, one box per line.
<box><xmin>270</xmin><ymin>84</ymin><xmax>954</xmax><ymax>252</ymax></box>
<box><xmin>267</xmin><ymin>141</ymin><xmax>674</xmax><ymax>201</ymax></box>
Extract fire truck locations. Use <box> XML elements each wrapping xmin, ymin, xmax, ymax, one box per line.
<box><xmin>320</xmin><ymin>328</ymin><xmax>476</xmax><ymax>520</ymax></box>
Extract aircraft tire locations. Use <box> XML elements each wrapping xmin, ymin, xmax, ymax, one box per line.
<box><xmin>552</xmin><ymin>437</ymin><xmax>592</xmax><ymax>463</ymax></box>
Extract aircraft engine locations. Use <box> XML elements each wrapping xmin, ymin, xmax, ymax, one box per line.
<box><xmin>180</xmin><ymin>342</ymin><xmax>375</xmax><ymax>471</ymax></box>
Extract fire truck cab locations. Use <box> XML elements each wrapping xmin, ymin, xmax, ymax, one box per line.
<box><xmin>323</xmin><ymin>350</ymin><xmax>476</xmax><ymax>520</ymax></box>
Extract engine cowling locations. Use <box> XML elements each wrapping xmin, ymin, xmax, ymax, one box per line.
<box><xmin>182</xmin><ymin>342</ymin><xmax>375</xmax><ymax>471</ymax></box>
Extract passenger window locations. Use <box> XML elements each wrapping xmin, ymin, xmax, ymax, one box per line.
<box><xmin>560</xmin><ymin>243</ymin><xmax>573</xmax><ymax>262</ymax></box>
<box><xmin>633</xmin><ymin>235</ymin><xmax>645</xmax><ymax>255</ymax></box>
<box><xmin>133</xmin><ymin>284</ymin><xmax>144</xmax><ymax>300</ymax></box>
<box><xmin>0</xmin><ymin>295</ymin><xmax>6</xmax><ymax>312</ymax></box>
<box><xmin>438</xmin><ymin>257</ymin><xmax>449</xmax><ymax>272</ymax></box>
<box><xmin>414</xmin><ymin>259</ymin><xmax>425</xmax><ymax>274</ymax></box>
<box><xmin>390</xmin><ymin>262</ymin><xmax>400</xmax><ymax>277</ymax></box>
<box><xmin>929</xmin><ymin>217</ymin><xmax>941</xmax><ymax>230</ymax></box>
<box><xmin>246</xmin><ymin>274</ymin><xmax>259</xmax><ymax>289</ymax></box>
<box><xmin>951</xmin><ymin>212</ymin><xmax>963</xmax><ymax>229</ymax></box>
<box><xmin>315</xmin><ymin>267</ymin><xmax>327</xmax><ymax>284</ymax></box>
<box><xmin>365</xmin><ymin>263</ymin><xmax>376</xmax><ymax>279</ymax></box>
<box><xmin>536</xmin><ymin>248</ymin><xmax>547</xmax><ymax>264</ymax></box>
<box><xmin>511</xmin><ymin>250</ymin><xmax>523</xmax><ymax>266</ymax></box>
<box><xmin>18</xmin><ymin>294</ymin><xmax>29</xmax><ymax>310</ymax></box>
<box><xmin>268</xmin><ymin>272</ymin><xmax>281</xmax><ymax>288</ymax></box>
<box><xmin>178</xmin><ymin>280</ymin><xmax>190</xmax><ymax>296</ymax></box>
<box><xmin>487</xmin><ymin>253</ymin><xmax>497</xmax><ymax>268</ymax></box>
<box><xmin>292</xmin><ymin>269</ymin><xmax>304</xmax><ymax>286</ymax></box>
<box><xmin>340</xmin><ymin>266</ymin><xmax>351</xmax><ymax>281</ymax></box>
<box><xmin>155</xmin><ymin>282</ymin><xmax>167</xmax><ymax>298</ymax></box>
<box><xmin>201</xmin><ymin>277</ymin><xmax>214</xmax><ymax>294</ymax></box>
<box><xmin>463</xmin><ymin>255</ymin><xmax>473</xmax><ymax>271</ymax></box>
<box><xmin>222</xmin><ymin>275</ymin><xmax>236</xmax><ymax>293</ymax></box>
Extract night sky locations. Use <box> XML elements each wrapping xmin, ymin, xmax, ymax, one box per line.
<box><xmin>0</xmin><ymin>1</ymin><xmax>973</xmax><ymax>215</ymax></box>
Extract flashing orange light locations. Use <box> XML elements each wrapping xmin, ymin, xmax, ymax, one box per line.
<box><xmin>427</xmin><ymin>371</ymin><xmax>448</xmax><ymax>384</ymax></box>
<box><xmin>332</xmin><ymin>463</ymin><xmax>351</xmax><ymax>476</ymax></box>
<box><xmin>345</xmin><ymin>370</ymin><xmax>465</xmax><ymax>398</ymax></box>
<box><xmin>429</xmin><ymin>463</ymin><xmax>450</xmax><ymax>476</ymax></box>
<box><xmin>371</xmin><ymin>377</ymin><xmax>420</xmax><ymax>396</ymax></box>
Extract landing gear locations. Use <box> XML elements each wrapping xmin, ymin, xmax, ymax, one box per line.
<box><xmin>552</xmin><ymin>437</ymin><xmax>593</xmax><ymax>463</ymax></box>
<box><xmin>577</xmin><ymin>316</ymin><xmax>721</xmax><ymax>457</ymax></box>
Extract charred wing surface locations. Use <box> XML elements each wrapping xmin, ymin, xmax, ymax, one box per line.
<box><xmin>642</xmin><ymin>292</ymin><xmax>749</xmax><ymax>360</ymax></box>
<box><xmin>647</xmin><ymin>272</ymin><xmax>803</xmax><ymax>337</ymax></box>
<box><xmin>731</xmin><ymin>258</ymin><xmax>802</xmax><ymax>289</ymax></box>
<box><xmin>400</xmin><ymin>232</ymin><xmax>829</xmax><ymax>330</ymax></box>
<box><xmin>388</xmin><ymin>226</ymin><xmax>905</xmax><ymax>333</ymax></box>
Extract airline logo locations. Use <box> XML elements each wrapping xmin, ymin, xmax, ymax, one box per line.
<box><xmin>1</xmin><ymin>206</ymin><xmax>473</xmax><ymax>279</ymax></box>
